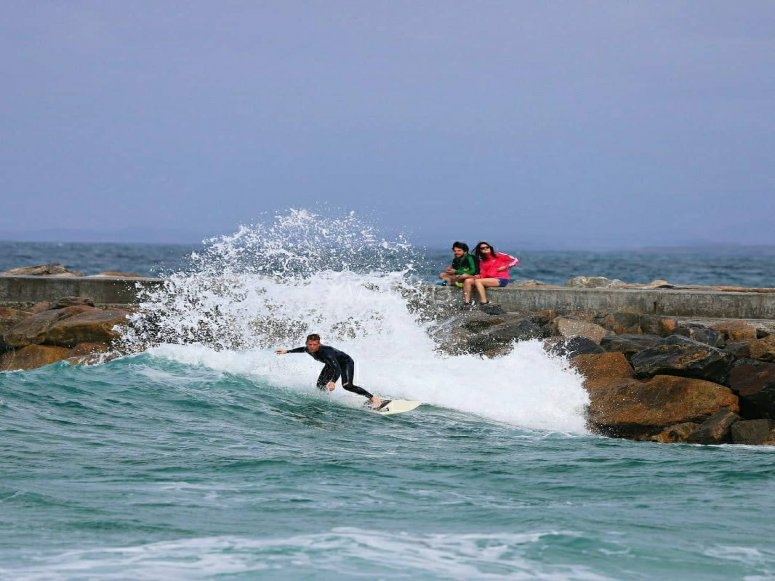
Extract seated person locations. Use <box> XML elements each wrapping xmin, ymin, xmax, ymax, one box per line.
<box><xmin>462</xmin><ymin>242</ymin><xmax>519</xmax><ymax>307</ymax></box>
<box><xmin>438</xmin><ymin>241</ymin><xmax>477</xmax><ymax>287</ymax></box>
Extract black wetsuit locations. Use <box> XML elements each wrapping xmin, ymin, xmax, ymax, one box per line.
<box><xmin>287</xmin><ymin>345</ymin><xmax>374</xmax><ymax>399</ymax></box>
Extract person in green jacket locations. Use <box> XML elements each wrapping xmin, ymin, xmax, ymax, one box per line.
<box><xmin>438</xmin><ymin>241</ymin><xmax>478</xmax><ymax>287</ymax></box>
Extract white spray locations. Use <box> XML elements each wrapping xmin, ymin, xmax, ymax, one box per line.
<box><xmin>122</xmin><ymin>209</ymin><xmax>589</xmax><ymax>433</ymax></box>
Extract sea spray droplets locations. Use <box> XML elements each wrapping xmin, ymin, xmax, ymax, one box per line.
<box><xmin>193</xmin><ymin>209</ymin><xmax>415</xmax><ymax>279</ymax></box>
<box><xmin>119</xmin><ymin>210</ymin><xmax>421</xmax><ymax>352</ymax></box>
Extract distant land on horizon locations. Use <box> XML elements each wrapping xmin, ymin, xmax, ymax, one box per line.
<box><xmin>2</xmin><ymin>228</ymin><xmax>775</xmax><ymax>255</ymax></box>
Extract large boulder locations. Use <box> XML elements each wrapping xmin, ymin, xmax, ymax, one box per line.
<box><xmin>0</xmin><ymin>307</ymin><xmax>30</xmax><ymax>352</ymax></box>
<box><xmin>672</xmin><ymin>323</ymin><xmax>725</xmax><ymax>348</ymax></box>
<box><xmin>0</xmin><ymin>344</ymin><xmax>71</xmax><ymax>370</ymax></box>
<box><xmin>600</xmin><ymin>334</ymin><xmax>662</xmax><ymax>359</ymax></box>
<box><xmin>3</xmin><ymin>305</ymin><xmax>129</xmax><ymax>348</ymax></box>
<box><xmin>595</xmin><ymin>312</ymin><xmax>641</xmax><ymax>335</ymax></box>
<box><xmin>711</xmin><ymin>320</ymin><xmax>758</xmax><ymax>342</ymax></box>
<box><xmin>630</xmin><ymin>335</ymin><xmax>734</xmax><ymax>384</ymax></box>
<box><xmin>686</xmin><ymin>408</ymin><xmax>741</xmax><ymax>445</ymax></box>
<box><xmin>639</xmin><ymin>315</ymin><xmax>678</xmax><ymax>337</ymax></box>
<box><xmin>556</xmin><ymin>317</ymin><xmax>609</xmax><ymax>343</ymax></box>
<box><xmin>571</xmin><ymin>352</ymin><xmax>633</xmax><ymax>390</ymax></box>
<box><xmin>748</xmin><ymin>335</ymin><xmax>775</xmax><ymax>362</ymax></box>
<box><xmin>730</xmin><ymin>419</ymin><xmax>775</xmax><ymax>445</ymax></box>
<box><xmin>547</xmin><ymin>336</ymin><xmax>604</xmax><ymax>359</ymax></box>
<box><xmin>587</xmin><ymin>375</ymin><xmax>739</xmax><ymax>439</ymax></box>
<box><xmin>727</xmin><ymin>359</ymin><xmax>775</xmax><ymax>419</ymax></box>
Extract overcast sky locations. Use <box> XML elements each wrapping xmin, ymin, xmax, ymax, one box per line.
<box><xmin>2</xmin><ymin>1</ymin><xmax>774</xmax><ymax>249</ymax></box>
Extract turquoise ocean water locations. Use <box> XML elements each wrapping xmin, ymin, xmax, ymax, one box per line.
<box><xmin>2</xmin><ymin>212</ymin><xmax>775</xmax><ymax>579</ymax></box>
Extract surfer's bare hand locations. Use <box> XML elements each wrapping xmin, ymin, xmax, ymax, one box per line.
<box><xmin>275</xmin><ymin>349</ymin><xmax>286</xmax><ymax>355</ymax></box>
<box><xmin>326</xmin><ymin>382</ymin><xmax>336</xmax><ymax>391</ymax></box>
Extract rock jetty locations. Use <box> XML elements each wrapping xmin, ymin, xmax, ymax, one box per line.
<box><xmin>2</xmin><ymin>264</ymin><xmax>775</xmax><ymax>446</ymax></box>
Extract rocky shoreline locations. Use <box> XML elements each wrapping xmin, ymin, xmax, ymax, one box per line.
<box><xmin>2</xmin><ymin>264</ymin><xmax>774</xmax><ymax>446</ymax></box>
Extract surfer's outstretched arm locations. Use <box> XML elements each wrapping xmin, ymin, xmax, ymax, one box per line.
<box><xmin>275</xmin><ymin>346</ymin><xmax>306</xmax><ymax>355</ymax></box>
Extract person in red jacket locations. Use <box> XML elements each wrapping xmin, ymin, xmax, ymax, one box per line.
<box><xmin>462</xmin><ymin>241</ymin><xmax>519</xmax><ymax>307</ymax></box>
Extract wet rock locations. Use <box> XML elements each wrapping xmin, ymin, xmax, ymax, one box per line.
<box><xmin>548</xmin><ymin>336</ymin><xmax>604</xmax><ymax>358</ymax></box>
<box><xmin>586</xmin><ymin>375</ymin><xmax>739</xmax><ymax>439</ymax></box>
<box><xmin>748</xmin><ymin>335</ymin><xmax>775</xmax><ymax>362</ymax></box>
<box><xmin>479</xmin><ymin>303</ymin><xmax>506</xmax><ymax>315</ymax></box>
<box><xmin>711</xmin><ymin>320</ymin><xmax>758</xmax><ymax>342</ymax></box>
<box><xmin>630</xmin><ymin>335</ymin><xmax>733</xmax><ymax>384</ymax></box>
<box><xmin>3</xmin><ymin>305</ymin><xmax>130</xmax><ymax>348</ymax></box>
<box><xmin>571</xmin><ymin>352</ymin><xmax>633</xmax><ymax>390</ymax></box>
<box><xmin>0</xmin><ymin>307</ymin><xmax>30</xmax><ymax>352</ymax></box>
<box><xmin>67</xmin><ymin>342</ymin><xmax>114</xmax><ymax>365</ymax></box>
<box><xmin>639</xmin><ymin>315</ymin><xmax>678</xmax><ymax>336</ymax></box>
<box><xmin>727</xmin><ymin>359</ymin><xmax>775</xmax><ymax>419</ymax></box>
<box><xmin>724</xmin><ymin>341</ymin><xmax>751</xmax><ymax>359</ymax></box>
<box><xmin>600</xmin><ymin>334</ymin><xmax>662</xmax><ymax>359</ymax></box>
<box><xmin>652</xmin><ymin>422</ymin><xmax>700</xmax><ymax>444</ymax></box>
<box><xmin>0</xmin><ymin>344</ymin><xmax>71</xmax><ymax>370</ymax></box>
<box><xmin>52</xmin><ymin>296</ymin><xmax>96</xmax><ymax>309</ymax></box>
<box><xmin>556</xmin><ymin>317</ymin><xmax>609</xmax><ymax>344</ymax></box>
<box><xmin>730</xmin><ymin>419</ymin><xmax>775</xmax><ymax>445</ymax></box>
<box><xmin>672</xmin><ymin>324</ymin><xmax>725</xmax><ymax>348</ymax></box>
<box><xmin>686</xmin><ymin>408</ymin><xmax>740</xmax><ymax>445</ymax></box>
<box><xmin>595</xmin><ymin>312</ymin><xmax>641</xmax><ymax>335</ymax></box>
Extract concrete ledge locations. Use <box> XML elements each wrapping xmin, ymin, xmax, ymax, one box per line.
<box><xmin>2</xmin><ymin>276</ymin><xmax>775</xmax><ymax>320</ymax></box>
<box><xmin>431</xmin><ymin>286</ymin><xmax>775</xmax><ymax>320</ymax></box>
<box><xmin>0</xmin><ymin>275</ymin><xmax>164</xmax><ymax>306</ymax></box>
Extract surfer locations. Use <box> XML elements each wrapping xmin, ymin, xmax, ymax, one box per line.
<box><xmin>275</xmin><ymin>334</ymin><xmax>383</xmax><ymax>408</ymax></box>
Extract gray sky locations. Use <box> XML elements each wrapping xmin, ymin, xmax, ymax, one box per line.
<box><xmin>2</xmin><ymin>1</ymin><xmax>774</xmax><ymax>248</ymax></box>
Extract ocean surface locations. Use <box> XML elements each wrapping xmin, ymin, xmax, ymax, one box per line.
<box><xmin>2</xmin><ymin>211</ymin><xmax>775</xmax><ymax>579</ymax></box>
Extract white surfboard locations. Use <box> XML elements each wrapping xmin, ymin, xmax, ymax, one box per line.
<box><xmin>366</xmin><ymin>399</ymin><xmax>422</xmax><ymax>415</ymax></box>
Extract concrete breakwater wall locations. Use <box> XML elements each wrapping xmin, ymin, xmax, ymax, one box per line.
<box><xmin>0</xmin><ymin>275</ymin><xmax>164</xmax><ymax>307</ymax></box>
<box><xmin>3</xmin><ymin>275</ymin><xmax>775</xmax><ymax>320</ymax></box>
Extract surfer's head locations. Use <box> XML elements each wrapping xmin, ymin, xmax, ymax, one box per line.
<box><xmin>305</xmin><ymin>333</ymin><xmax>322</xmax><ymax>352</ymax></box>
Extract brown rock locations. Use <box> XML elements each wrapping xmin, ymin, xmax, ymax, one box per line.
<box><xmin>686</xmin><ymin>408</ymin><xmax>740</xmax><ymax>445</ymax></box>
<box><xmin>0</xmin><ymin>344</ymin><xmax>71</xmax><ymax>370</ymax></box>
<box><xmin>711</xmin><ymin>320</ymin><xmax>758</xmax><ymax>342</ymax></box>
<box><xmin>730</xmin><ymin>419</ymin><xmax>775</xmax><ymax>445</ymax></box>
<box><xmin>0</xmin><ymin>307</ymin><xmax>30</xmax><ymax>351</ymax></box>
<box><xmin>630</xmin><ymin>335</ymin><xmax>733</xmax><ymax>384</ymax></box>
<box><xmin>587</xmin><ymin>375</ymin><xmax>740</xmax><ymax>439</ymax></box>
<box><xmin>52</xmin><ymin>297</ymin><xmax>96</xmax><ymax>309</ymax></box>
<box><xmin>639</xmin><ymin>315</ymin><xmax>678</xmax><ymax>336</ymax></box>
<box><xmin>29</xmin><ymin>301</ymin><xmax>52</xmax><ymax>314</ymax></box>
<box><xmin>67</xmin><ymin>342</ymin><xmax>114</xmax><ymax>365</ymax></box>
<box><xmin>556</xmin><ymin>317</ymin><xmax>609</xmax><ymax>344</ymax></box>
<box><xmin>571</xmin><ymin>352</ymin><xmax>633</xmax><ymax>390</ymax></box>
<box><xmin>600</xmin><ymin>334</ymin><xmax>662</xmax><ymax>358</ymax></box>
<box><xmin>653</xmin><ymin>422</ymin><xmax>700</xmax><ymax>443</ymax></box>
<box><xmin>728</xmin><ymin>360</ymin><xmax>775</xmax><ymax>419</ymax></box>
<box><xmin>748</xmin><ymin>335</ymin><xmax>775</xmax><ymax>362</ymax></box>
<box><xmin>3</xmin><ymin>306</ymin><xmax>129</xmax><ymax>348</ymax></box>
<box><xmin>596</xmin><ymin>312</ymin><xmax>641</xmax><ymax>335</ymax></box>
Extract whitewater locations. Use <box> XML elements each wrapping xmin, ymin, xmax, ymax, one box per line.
<box><xmin>2</xmin><ymin>210</ymin><xmax>775</xmax><ymax>579</ymax></box>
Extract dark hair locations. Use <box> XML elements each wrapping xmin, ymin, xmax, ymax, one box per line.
<box><xmin>451</xmin><ymin>241</ymin><xmax>469</xmax><ymax>253</ymax></box>
<box><xmin>306</xmin><ymin>333</ymin><xmax>321</xmax><ymax>341</ymax></box>
<box><xmin>475</xmin><ymin>241</ymin><xmax>496</xmax><ymax>262</ymax></box>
